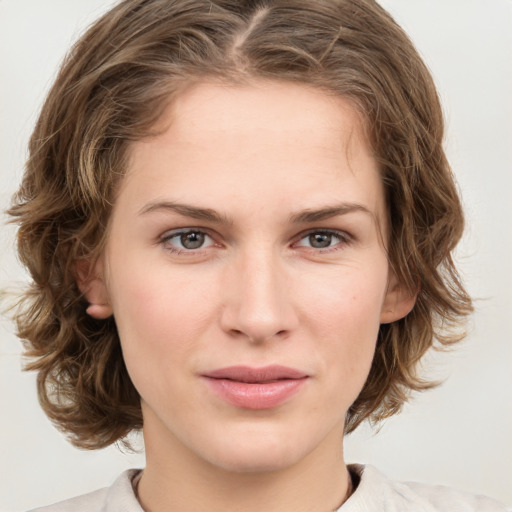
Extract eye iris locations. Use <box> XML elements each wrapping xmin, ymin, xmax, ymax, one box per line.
<box><xmin>309</xmin><ymin>233</ymin><xmax>332</xmax><ymax>248</ymax></box>
<box><xmin>180</xmin><ymin>232</ymin><xmax>205</xmax><ymax>249</ymax></box>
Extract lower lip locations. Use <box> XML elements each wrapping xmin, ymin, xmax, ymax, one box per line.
<box><xmin>203</xmin><ymin>377</ymin><xmax>308</xmax><ymax>410</ymax></box>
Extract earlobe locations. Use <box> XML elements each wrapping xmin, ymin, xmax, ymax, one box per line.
<box><xmin>380</xmin><ymin>272</ymin><xmax>417</xmax><ymax>324</ymax></box>
<box><xmin>75</xmin><ymin>258</ymin><xmax>113</xmax><ymax>319</ymax></box>
<box><xmin>85</xmin><ymin>303</ymin><xmax>113</xmax><ymax>319</ymax></box>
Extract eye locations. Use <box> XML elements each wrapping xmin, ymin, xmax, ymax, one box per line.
<box><xmin>295</xmin><ymin>230</ymin><xmax>350</xmax><ymax>251</ymax></box>
<box><xmin>161</xmin><ymin>229</ymin><xmax>215</xmax><ymax>252</ymax></box>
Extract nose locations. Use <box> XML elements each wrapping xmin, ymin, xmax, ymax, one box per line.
<box><xmin>220</xmin><ymin>248</ymin><xmax>298</xmax><ymax>344</ymax></box>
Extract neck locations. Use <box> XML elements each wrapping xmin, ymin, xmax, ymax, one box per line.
<box><xmin>137</xmin><ymin>414</ymin><xmax>351</xmax><ymax>512</ymax></box>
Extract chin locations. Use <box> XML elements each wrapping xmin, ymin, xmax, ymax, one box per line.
<box><xmin>210</xmin><ymin>449</ymin><xmax>300</xmax><ymax>474</ymax></box>
<box><xmin>199</xmin><ymin>428</ymin><xmax>313</xmax><ymax>474</ymax></box>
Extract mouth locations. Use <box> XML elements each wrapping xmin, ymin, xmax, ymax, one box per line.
<box><xmin>201</xmin><ymin>365</ymin><xmax>309</xmax><ymax>410</ymax></box>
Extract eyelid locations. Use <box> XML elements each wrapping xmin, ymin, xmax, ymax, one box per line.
<box><xmin>158</xmin><ymin>226</ymin><xmax>353</xmax><ymax>256</ymax></box>
<box><xmin>292</xmin><ymin>228</ymin><xmax>353</xmax><ymax>251</ymax></box>
<box><xmin>160</xmin><ymin>227</ymin><xmax>214</xmax><ymax>241</ymax></box>
<box><xmin>160</xmin><ymin>227</ymin><xmax>218</xmax><ymax>253</ymax></box>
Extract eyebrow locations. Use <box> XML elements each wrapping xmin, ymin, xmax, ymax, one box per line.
<box><xmin>139</xmin><ymin>201</ymin><xmax>233</xmax><ymax>224</ymax></box>
<box><xmin>289</xmin><ymin>203</ymin><xmax>373</xmax><ymax>223</ymax></box>
<box><xmin>138</xmin><ymin>200</ymin><xmax>373</xmax><ymax>224</ymax></box>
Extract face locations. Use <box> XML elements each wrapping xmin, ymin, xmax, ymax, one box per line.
<box><xmin>87</xmin><ymin>80</ymin><xmax>413</xmax><ymax>474</ymax></box>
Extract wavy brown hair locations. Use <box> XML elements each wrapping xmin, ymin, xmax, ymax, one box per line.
<box><xmin>8</xmin><ymin>0</ymin><xmax>472</xmax><ymax>449</ymax></box>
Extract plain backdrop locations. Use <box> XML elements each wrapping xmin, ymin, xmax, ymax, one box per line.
<box><xmin>1</xmin><ymin>1</ymin><xmax>511</xmax><ymax>510</ymax></box>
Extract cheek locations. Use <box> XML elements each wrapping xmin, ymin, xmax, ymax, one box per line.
<box><xmin>299</xmin><ymin>262</ymin><xmax>388</xmax><ymax>333</ymax></box>
<box><xmin>107</xmin><ymin>259</ymin><xmax>216</xmax><ymax>366</ymax></box>
<box><xmin>298</xmin><ymin>265</ymin><xmax>387</xmax><ymax>387</ymax></box>
<box><xmin>108</xmin><ymin>269</ymin><xmax>214</xmax><ymax>412</ymax></box>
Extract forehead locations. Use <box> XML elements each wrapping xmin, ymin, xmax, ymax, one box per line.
<box><xmin>120</xmin><ymin>80</ymin><xmax>385</xmax><ymax>228</ymax></box>
<box><xmin>153</xmin><ymin>79</ymin><xmax>368</xmax><ymax>156</ymax></box>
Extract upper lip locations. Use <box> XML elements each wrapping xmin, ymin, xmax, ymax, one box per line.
<box><xmin>203</xmin><ymin>365</ymin><xmax>308</xmax><ymax>383</ymax></box>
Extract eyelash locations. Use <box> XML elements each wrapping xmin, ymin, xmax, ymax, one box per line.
<box><xmin>295</xmin><ymin>229</ymin><xmax>352</xmax><ymax>252</ymax></box>
<box><xmin>160</xmin><ymin>228</ymin><xmax>352</xmax><ymax>256</ymax></box>
<box><xmin>160</xmin><ymin>229</ymin><xmax>218</xmax><ymax>256</ymax></box>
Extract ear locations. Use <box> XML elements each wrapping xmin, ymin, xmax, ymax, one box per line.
<box><xmin>380</xmin><ymin>270</ymin><xmax>417</xmax><ymax>324</ymax></box>
<box><xmin>75</xmin><ymin>258</ymin><xmax>113</xmax><ymax>319</ymax></box>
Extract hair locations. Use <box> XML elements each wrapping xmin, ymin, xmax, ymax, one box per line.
<box><xmin>8</xmin><ymin>0</ymin><xmax>472</xmax><ymax>449</ymax></box>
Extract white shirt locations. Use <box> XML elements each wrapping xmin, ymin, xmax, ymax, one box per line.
<box><xmin>29</xmin><ymin>464</ymin><xmax>511</xmax><ymax>511</ymax></box>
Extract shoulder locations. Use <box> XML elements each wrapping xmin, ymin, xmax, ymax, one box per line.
<box><xmin>28</xmin><ymin>469</ymin><xmax>143</xmax><ymax>512</ymax></box>
<box><xmin>28</xmin><ymin>488</ymin><xmax>108</xmax><ymax>512</ymax></box>
<box><xmin>343</xmin><ymin>464</ymin><xmax>511</xmax><ymax>512</ymax></box>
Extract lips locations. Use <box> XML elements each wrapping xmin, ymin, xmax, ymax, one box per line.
<box><xmin>202</xmin><ymin>365</ymin><xmax>309</xmax><ymax>410</ymax></box>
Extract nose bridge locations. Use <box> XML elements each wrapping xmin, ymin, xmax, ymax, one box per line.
<box><xmin>221</xmin><ymin>244</ymin><xmax>295</xmax><ymax>342</ymax></box>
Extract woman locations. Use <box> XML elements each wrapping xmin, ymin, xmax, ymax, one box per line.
<box><xmin>6</xmin><ymin>0</ymin><xmax>510</xmax><ymax>510</ymax></box>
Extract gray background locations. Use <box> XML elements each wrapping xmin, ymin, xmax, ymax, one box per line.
<box><xmin>1</xmin><ymin>1</ymin><xmax>511</xmax><ymax>510</ymax></box>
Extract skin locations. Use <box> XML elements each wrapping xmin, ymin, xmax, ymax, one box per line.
<box><xmin>84</xmin><ymin>80</ymin><xmax>415</xmax><ymax>512</ymax></box>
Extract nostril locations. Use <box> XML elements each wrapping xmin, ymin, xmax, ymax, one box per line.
<box><xmin>228</xmin><ymin>329</ymin><xmax>257</xmax><ymax>341</ymax></box>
